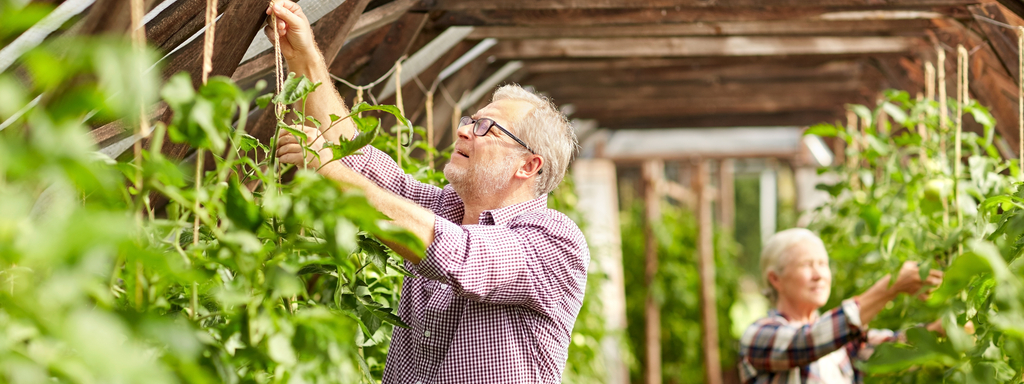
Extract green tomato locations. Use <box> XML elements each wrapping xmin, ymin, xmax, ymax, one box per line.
<box><xmin>924</xmin><ymin>178</ymin><xmax>953</xmax><ymax>201</ymax></box>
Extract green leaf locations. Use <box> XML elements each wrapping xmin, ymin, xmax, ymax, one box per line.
<box><xmin>161</xmin><ymin>72</ymin><xmax>195</xmax><ymax>109</ymax></box>
<box><xmin>804</xmin><ymin>123</ymin><xmax>839</xmax><ymax>137</ymax></box>
<box><xmin>280</xmin><ymin>123</ymin><xmax>307</xmax><ymax>142</ymax></box>
<box><xmin>236</xmin><ymin>133</ymin><xmax>262</xmax><ymax>153</ymax></box>
<box><xmin>267</xmin><ymin>333</ymin><xmax>297</xmax><ymax>366</ymax></box>
<box><xmin>224</xmin><ymin>178</ymin><xmax>262</xmax><ymax>232</ymax></box>
<box><xmin>297</xmin><ymin>264</ymin><xmax>336</xmax><ymax>275</ymax></box>
<box><xmin>272</xmin><ymin>73</ymin><xmax>320</xmax><ymax>105</ymax></box>
<box><xmin>255</xmin><ymin>93</ymin><xmax>273</xmax><ymax>109</ymax></box>
<box><xmin>849</xmin><ymin>104</ymin><xmax>873</xmax><ymax>128</ymax></box>
<box><xmin>881</xmin><ymin>102</ymin><xmax>908</xmax><ymax>125</ymax></box>
<box><xmin>862</xmin><ymin>328</ymin><xmax>958</xmax><ymax>374</ymax></box>
<box><xmin>358</xmin><ymin>235</ymin><xmax>390</xmax><ymax>272</ymax></box>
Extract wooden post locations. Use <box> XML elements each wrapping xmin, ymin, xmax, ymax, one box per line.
<box><xmin>694</xmin><ymin>159</ymin><xmax>723</xmax><ymax>384</ymax></box>
<box><xmin>717</xmin><ymin>159</ymin><xmax>735</xmax><ymax>234</ymax></box>
<box><xmin>573</xmin><ymin>159</ymin><xmax>629</xmax><ymax>384</ymax></box>
<box><xmin>641</xmin><ymin>159</ymin><xmax>663</xmax><ymax>384</ymax></box>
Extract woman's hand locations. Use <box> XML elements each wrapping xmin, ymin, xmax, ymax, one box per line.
<box><xmin>277</xmin><ymin>125</ymin><xmax>329</xmax><ymax>170</ymax></box>
<box><xmin>925</xmin><ymin>318</ymin><xmax>975</xmax><ymax>337</ymax></box>
<box><xmin>890</xmin><ymin>261</ymin><xmax>944</xmax><ymax>299</ymax></box>
<box><xmin>264</xmin><ymin>1</ymin><xmax>319</xmax><ymax>64</ymax></box>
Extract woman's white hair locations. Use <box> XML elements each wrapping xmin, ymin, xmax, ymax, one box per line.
<box><xmin>491</xmin><ymin>84</ymin><xmax>578</xmax><ymax>197</ymax></box>
<box><xmin>759</xmin><ymin>228</ymin><xmax>828</xmax><ymax>303</ymax></box>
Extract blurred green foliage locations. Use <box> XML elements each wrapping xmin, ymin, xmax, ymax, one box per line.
<box><xmin>621</xmin><ymin>203</ymin><xmax>740</xmax><ymax>383</ymax></box>
<box><xmin>808</xmin><ymin>90</ymin><xmax>1024</xmax><ymax>382</ymax></box>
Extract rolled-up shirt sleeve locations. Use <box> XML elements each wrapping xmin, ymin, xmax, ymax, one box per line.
<box><xmin>407</xmin><ymin>214</ymin><xmax>589</xmax><ymax>318</ymax></box>
<box><xmin>740</xmin><ymin>299</ymin><xmax>867</xmax><ymax>374</ymax></box>
<box><xmin>340</xmin><ymin>144</ymin><xmax>443</xmax><ymax>209</ymax></box>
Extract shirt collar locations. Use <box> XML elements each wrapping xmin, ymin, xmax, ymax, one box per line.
<box><xmin>477</xmin><ymin>194</ymin><xmax>548</xmax><ymax>226</ymax></box>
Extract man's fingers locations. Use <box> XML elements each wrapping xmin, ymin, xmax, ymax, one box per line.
<box><xmin>277</xmin><ymin>133</ymin><xmax>297</xmax><ymax>147</ymax></box>
<box><xmin>279</xmin><ymin>153</ymin><xmax>305</xmax><ymax>165</ymax></box>
<box><xmin>271</xmin><ymin>1</ymin><xmax>308</xmax><ymax>30</ymax></box>
<box><xmin>277</xmin><ymin>143</ymin><xmax>301</xmax><ymax>157</ymax></box>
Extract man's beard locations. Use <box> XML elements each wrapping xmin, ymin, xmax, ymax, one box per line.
<box><xmin>444</xmin><ymin>156</ymin><xmax>518</xmax><ymax>200</ymax></box>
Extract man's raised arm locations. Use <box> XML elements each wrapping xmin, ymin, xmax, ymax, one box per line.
<box><xmin>265</xmin><ymin>1</ymin><xmax>355</xmax><ymax>143</ymax></box>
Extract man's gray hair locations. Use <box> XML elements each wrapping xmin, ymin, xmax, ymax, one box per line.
<box><xmin>759</xmin><ymin>228</ymin><xmax>828</xmax><ymax>303</ymax></box>
<box><xmin>492</xmin><ymin>84</ymin><xmax>578</xmax><ymax>197</ymax></box>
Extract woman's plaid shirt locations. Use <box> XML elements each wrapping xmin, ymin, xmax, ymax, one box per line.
<box><xmin>738</xmin><ymin>299</ymin><xmax>897</xmax><ymax>384</ymax></box>
<box><xmin>341</xmin><ymin>146</ymin><xmax>590</xmax><ymax>384</ymax></box>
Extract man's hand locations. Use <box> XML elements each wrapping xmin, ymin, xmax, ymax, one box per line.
<box><xmin>264</xmin><ymin>1</ymin><xmax>319</xmax><ymax>64</ymax></box>
<box><xmin>277</xmin><ymin>125</ymin><xmax>330</xmax><ymax>170</ymax></box>
<box><xmin>890</xmin><ymin>261</ymin><xmax>943</xmax><ymax>299</ymax></box>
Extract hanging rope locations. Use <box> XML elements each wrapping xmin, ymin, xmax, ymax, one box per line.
<box><xmin>956</xmin><ymin>45</ymin><xmax>969</xmax><ymax>227</ymax></box>
<box><xmin>271</xmin><ymin>2</ymin><xmax>285</xmax><ymax>119</ymax></box>
<box><xmin>130</xmin><ymin>0</ymin><xmax>148</xmax><ymax>193</ymax></box>
<box><xmin>195</xmin><ymin>0</ymin><xmax>219</xmax><ymax>248</ymax></box>
<box><xmin>202</xmin><ymin>0</ymin><xmax>219</xmax><ymax>84</ymax></box>
<box><xmin>938</xmin><ymin>47</ymin><xmax>948</xmax><ymax>165</ymax></box>
<box><xmin>1019</xmin><ymin>27</ymin><xmax>1023</xmax><ymax>178</ymax></box>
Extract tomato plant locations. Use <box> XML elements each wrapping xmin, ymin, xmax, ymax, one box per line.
<box><xmin>808</xmin><ymin>90</ymin><xmax>1024</xmax><ymax>383</ymax></box>
<box><xmin>0</xmin><ymin>7</ymin><xmax>605</xmax><ymax>383</ymax></box>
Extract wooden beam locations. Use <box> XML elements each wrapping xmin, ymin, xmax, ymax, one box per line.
<box><xmin>569</xmin><ymin>91</ymin><xmax>862</xmax><ymax>118</ymax></box>
<box><xmin>872</xmin><ymin>56</ymin><xmax>925</xmax><ymax>92</ymax></box>
<box><xmin>523</xmin><ymin>59</ymin><xmax>864</xmax><ymax>85</ymax></box>
<box><xmin>491</xmin><ymin>36</ymin><xmax>921</xmax><ymax>59</ymax></box>
<box><xmin>146</xmin><ymin>0</ymin><xmax>232</xmax><ymax>52</ymax></box>
<box><xmin>349</xmin><ymin>0</ymin><xmax>419</xmax><ymax>38</ymax></box>
<box><xmin>377</xmin><ymin>26</ymin><xmax>475</xmax><ymax>100</ymax></box>
<box><xmin>717</xmin><ymin>159</ymin><xmax>736</xmax><ymax>233</ymax></box>
<box><xmin>593</xmin><ymin>111</ymin><xmax>843</xmax><ymax>129</ymax></box>
<box><xmin>930</xmin><ymin>18</ymin><xmax>1022</xmax><ymax>157</ymax></box>
<box><xmin>641</xmin><ymin>159</ymin><xmax>663</xmax><ymax>384</ymax></box>
<box><xmin>77</xmin><ymin>0</ymin><xmax>134</xmax><ymax>35</ymax></box>
<box><xmin>328</xmin><ymin>25</ymin><xmax>391</xmax><ymax>79</ymax></box>
<box><xmin>467</xmin><ymin>19</ymin><xmax>933</xmax><ymax>40</ymax></box>
<box><xmin>315</xmin><ymin>0</ymin><xmax>374</xmax><ymax>66</ymax></box>
<box><xmin>433</xmin><ymin>6</ymin><xmax>971</xmax><ymax>27</ymax></box>
<box><xmin>420</xmin><ymin>0</ymin><xmax>977</xmax><ymax>10</ymax></box>
<box><xmin>970</xmin><ymin>3</ymin><xmax>1024</xmax><ymax>83</ymax></box>
<box><xmin>539</xmin><ymin>79</ymin><xmax>863</xmax><ymax>101</ymax></box>
<box><xmin>355</xmin><ymin>12</ymin><xmax>429</xmax><ymax>96</ymax></box>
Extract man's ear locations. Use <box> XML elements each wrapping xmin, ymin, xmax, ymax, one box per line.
<box><xmin>515</xmin><ymin>155</ymin><xmax>544</xmax><ymax>179</ymax></box>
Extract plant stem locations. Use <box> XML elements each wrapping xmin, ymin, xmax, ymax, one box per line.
<box><xmin>194</xmin><ymin>149</ymin><xmax>204</xmax><ymax>246</ymax></box>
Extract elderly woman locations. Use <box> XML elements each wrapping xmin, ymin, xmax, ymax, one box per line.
<box><xmin>739</xmin><ymin>228</ymin><xmax>944</xmax><ymax>383</ymax></box>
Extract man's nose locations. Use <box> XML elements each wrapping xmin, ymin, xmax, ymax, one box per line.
<box><xmin>456</xmin><ymin>121</ymin><xmax>474</xmax><ymax>141</ymax></box>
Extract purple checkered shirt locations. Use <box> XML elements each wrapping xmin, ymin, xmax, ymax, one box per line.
<box><xmin>340</xmin><ymin>145</ymin><xmax>590</xmax><ymax>384</ymax></box>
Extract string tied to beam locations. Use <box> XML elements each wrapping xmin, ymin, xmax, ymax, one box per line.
<box><xmin>956</xmin><ymin>44</ymin><xmax>969</xmax><ymax>229</ymax></box>
<box><xmin>329</xmin><ymin>57</ymin><xmax>404</xmax><ymax>106</ymax></box>
<box><xmin>1019</xmin><ymin>26</ymin><xmax>1023</xmax><ymax>179</ymax></box>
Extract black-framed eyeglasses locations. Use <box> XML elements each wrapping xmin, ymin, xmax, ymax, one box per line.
<box><xmin>460</xmin><ymin>116</ymin><xmax>536</xmax><ymax>155</ymax></box>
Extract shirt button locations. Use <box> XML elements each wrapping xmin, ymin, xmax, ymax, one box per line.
<box><xmin>424</xmin><ymin>330</ymin><xmax>431</xmax><ymax>338</ymax></box>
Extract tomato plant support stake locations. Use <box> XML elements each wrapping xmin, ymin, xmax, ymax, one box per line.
<box><xmin>956</xmin><ymin>45</ymin><xmax>967</xmax><ymax>228</ymax></box>
<box><xmin>938</xmin><ymin>46</ymin><xmax>948</xmax><ymax>165</ymax></box>
<box><xmin>395</xmin><ymin>60</ymin><xmax>404</xmax><ymax>169</ymax></box>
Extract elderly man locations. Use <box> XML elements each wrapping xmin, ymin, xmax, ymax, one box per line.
<box><xmin>739</xmin><ymin>228</ymin><xmax>945</xmax><ymax>383</ymax></box>
<box><xmin>265</xmin><ymin>2</ymin><xmax>587</xmax><ymax>383</ymax></box>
